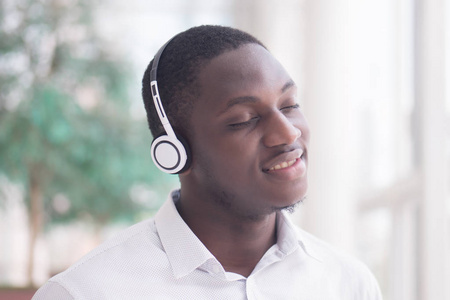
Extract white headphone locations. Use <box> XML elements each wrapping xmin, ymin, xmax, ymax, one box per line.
<box><xmin>150</xmin><ymin>39</ymin><xmax>191</xmax><ymax>174</ymax></box>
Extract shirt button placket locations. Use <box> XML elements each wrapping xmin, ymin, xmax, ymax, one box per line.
<box><xmin>246</xmin><ymin>277</ymin><xmax>257</xmax><ymax>300</ymax></box>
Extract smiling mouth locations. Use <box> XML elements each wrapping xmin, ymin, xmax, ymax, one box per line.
<box><xmin>266</xmin><ymin>152</ymin><xmax>304</xmax><ymax>172</ymax></box>
<box><xmin>268</xmin><ymin>158</ymin><xmax>298</xmax><ymax>171</ymax></box>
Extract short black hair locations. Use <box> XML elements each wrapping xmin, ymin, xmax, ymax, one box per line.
<box><xmin>142</xmin><ymin>25</ymin><xmax>265</xmax><ymax>139</ymax></box>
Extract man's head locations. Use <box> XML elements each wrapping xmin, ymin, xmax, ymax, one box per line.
<box><xmin>142</xmin><ymin>25</ymin><xmax>265</xmax><ymax>139</ymax></box>
<box><xmin>143</xmin><ymin>25</ymin><xmax>310</xmax><ymax>220</ymax></box>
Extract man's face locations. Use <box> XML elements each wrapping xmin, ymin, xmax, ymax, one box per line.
<box><xmin>187</xmin><ymin>43</ymin><xmax>310</xmax><ymax>220</ymax></box>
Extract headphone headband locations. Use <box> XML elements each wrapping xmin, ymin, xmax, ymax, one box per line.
<box><xmin>150</xmin><ymin>38</ymin><xmax>173</xmax><ymax>83</ymax></box>
<box><xmin>150</xmin><ymin>38</ymin><xmax>176</xmax><ymax>138</ymax></box>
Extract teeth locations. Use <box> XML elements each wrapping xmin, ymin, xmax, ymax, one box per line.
<box><xmin>269</xmin><ymin>159</ymin><xmax>297</xmax><ymax>171</ymax></box>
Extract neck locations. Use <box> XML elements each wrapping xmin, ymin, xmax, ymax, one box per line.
<box><xmin>176</xmin><ymin>185</ymin><xmax>278</xmax><ymax>277</ymax></box>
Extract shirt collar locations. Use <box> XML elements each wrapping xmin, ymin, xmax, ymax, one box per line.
<box><xmin>277</xmin><ymin>210</ymin><xmax>323</xmax><ymax>263</ymax></box>
<box><xmin>155</xmin><ymin>190</ymin><xmax>217</xmax><ymax>279</ymax></box>
<box><xmin>155</xmin><ymin>190</ymin><xmax>323</xmax><ymax>279</ymax></box>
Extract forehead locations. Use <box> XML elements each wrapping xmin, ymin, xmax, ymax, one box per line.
<box><xmin>196</xmin><ymin>44</ymin><xmax>291</xmax><ymax>104</ymax></box>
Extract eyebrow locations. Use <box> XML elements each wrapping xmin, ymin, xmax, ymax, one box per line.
<box><xmin>281</xmin><ymin>79</ymin><xmax>295</xmax><ymax>93</ymax></box>
<box><xmin>223</xmin><ymin>79</ymin><xmax>296</xmax><ymax>111</ymax></box>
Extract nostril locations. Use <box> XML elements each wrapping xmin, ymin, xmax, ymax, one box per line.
<box><xmin>263</xmin><ymin>114</ymin><xmax>302</xmax><ymax>147</ymax></box>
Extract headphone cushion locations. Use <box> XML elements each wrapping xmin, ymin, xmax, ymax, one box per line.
<box><xmin>151</xmin><ymin>134</ymin><xmax>191</xmax><ymax>174</ymax></box>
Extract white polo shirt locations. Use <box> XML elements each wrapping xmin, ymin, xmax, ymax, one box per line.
<box><xmin>33</xmin><ymin>191</ymin><xmax>382</xmax><ymax>300</ymax></box>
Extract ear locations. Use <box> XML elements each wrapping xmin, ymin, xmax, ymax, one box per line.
<box><xmin>150</xmin><ymin>132</ymin><xmax>192</xmax><ymax>174</ymax></box>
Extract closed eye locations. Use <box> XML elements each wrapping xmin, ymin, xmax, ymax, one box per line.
<box><xmin>281</xmin><ymin>103</ymin><xmax>300</xmax><ymax>111</ymax></box>
<box><xmin>228</xmin><ymin>116</ymin><xmax>259</xmax><ymax>129</ymax></box>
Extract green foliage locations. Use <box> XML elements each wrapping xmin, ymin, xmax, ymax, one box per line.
<box><xmin>0</xmin><ymin>0</ymin><xmax>175</xmax><ymax>225</ymax></box>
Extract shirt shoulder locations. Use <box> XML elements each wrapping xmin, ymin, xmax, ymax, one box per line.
<box><xmin>33</xmin><ymin>218</ymin><xmax>169</xmax><ymax>300</ymax></box>
<box><xmin>32</xmin><ymin>281</ymin><xmax>74</xmax><ymax>300</ymax></box>
<box><xmin>293</xmin><ymin>226</ymin><xmax>383</xmax><ymax>300</ymax></box>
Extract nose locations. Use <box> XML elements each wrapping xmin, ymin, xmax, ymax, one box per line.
<box><xmin>262</xmin><ymin>112</ymin><xmax>302</xmax><ymax>147</ymax></box>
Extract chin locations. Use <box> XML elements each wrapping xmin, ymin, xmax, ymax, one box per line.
<box><xmin>266</xmin><ymin>188</ymin><xmax>306</xmax><ymax>212</ymax></box>
<box><xmin>277</xmin><ymin>182</ymin><xmax>307</xmax><ymax>202</ymax></box>
<box><xmin>277</xmin><ymin>196</ymin><xmax>306</xmax><ymax>214</ymax></box>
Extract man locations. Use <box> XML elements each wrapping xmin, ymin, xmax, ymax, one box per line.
<box><xmin>33</xmin><ymin>25</ymin><xmax>382</xmax><ymax>299</ymax></box>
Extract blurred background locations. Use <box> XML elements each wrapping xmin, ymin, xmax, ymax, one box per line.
<box><xmin>0</xmin><ymin>0</ymin><xmax>449</xmax><ymax>299</ymax></box>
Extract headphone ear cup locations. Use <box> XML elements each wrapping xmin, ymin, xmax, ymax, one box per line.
<box><xmin>151</xmin><ymin>134</ymin><xmax>190</xmax><ymax>174</ymax></box>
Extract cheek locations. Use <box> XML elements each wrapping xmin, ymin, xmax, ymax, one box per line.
<box><xmin>193</xmin><ymin>135</ymin><xmax>258</xmax><ymax>178</ymax></box>
<box><xmin>219</xmin><ymin>134</ymin><xmax>259</xmax><ymax>161</ymax></box>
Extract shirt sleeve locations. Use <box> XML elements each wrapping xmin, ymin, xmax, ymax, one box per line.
<box><xmin>32</xmin><ymin>281</ymin><xmax>75</xmax><ymax>300</ymax></box>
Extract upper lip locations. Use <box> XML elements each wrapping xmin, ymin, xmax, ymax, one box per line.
<box><xmin>262</xmin><ymin>148</ymin><xmax>304</xmax><ymax>172</ymax></box>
